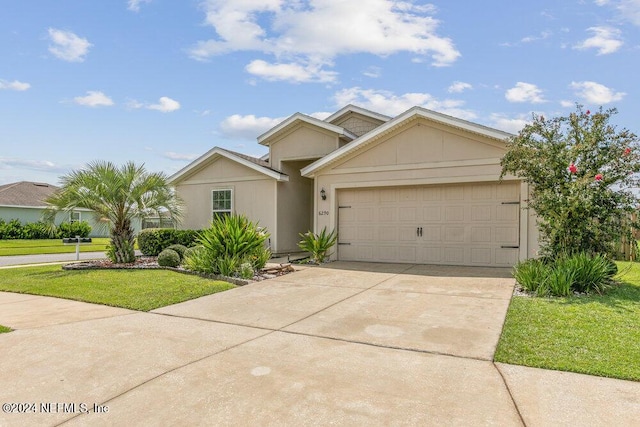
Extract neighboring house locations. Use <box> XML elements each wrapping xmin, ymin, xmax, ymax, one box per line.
<box><xmin>0</xmin><ymin>181</ymin><xmax>141</xmax><ymax>238</ymax></box>
<box><xmin>170</xmin><ymin>105</ymin><xmax>539</xmax><ymax>267</ymax></box>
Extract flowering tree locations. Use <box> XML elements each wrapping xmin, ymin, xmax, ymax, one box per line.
<box><xmin>501</xmin><ymin>106</ymin><xmax>640</xmax><ymax>258</ymax></box>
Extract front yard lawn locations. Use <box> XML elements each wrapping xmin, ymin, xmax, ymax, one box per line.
<box><xmin>0</xmin><ymin>325</ymin><xmax>11</xmax><ymax>333</ymax></box>
<box><xmin>495</xmin><ymin>261</ymin><xmax>640</xmax><ymax>382</ymax></box>
<box><xmin>0</xmin><ymin>265</ymin><xmax>234</xmax><ymax>311</ymax></box>
<box><xmin>0</xmin><ymin>238</ymin><xmax>112</xmax><ymax>256</ymax></box>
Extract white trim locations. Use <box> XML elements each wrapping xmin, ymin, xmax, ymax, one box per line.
<box><xmin>169</xmin><ymin>147</ymin><xmax>288</xmax><ymax>184</ymax></box>
<box><xmin>69</xmin><ymin>211</ymin><xmax>81</xmax><ymax>223</ymax></box>
<box><xmin>174</xmin><ymin>176</ymin><xmax>274</xmax><ymax>186</ymax></box>
<box><xmin>324</xmin><ymin>104</ymin><xmax>392</xmax><ymax>124</ymax></box>
<box><xmin>257</xmin><ymin>113</ymin><xmax>357</xmax><ymax>146</ymax></box>
<box><xmin>302</xmin><ymin>106</ymin><xmax>514</xmax><ymax>178</ymax></box>
<box><xmin>211</xmin><ymin>188</ymin><xmax>234</xmax><ymax>220</ymax></box>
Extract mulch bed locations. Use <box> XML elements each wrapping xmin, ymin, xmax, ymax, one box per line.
<box><xmin>62</xmin><ymin>256</ymin><xmax>295</xmax><ymax>286</ymax></box>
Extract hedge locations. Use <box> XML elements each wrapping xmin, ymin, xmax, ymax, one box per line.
<box><xmin>0</xmin><ymin>219</ymin><xmax>91</xmax><ymax>239</ymax></box>
<box><xmin>137</xmin><ymin>228</ymin><xmax>200</xmax><ymax>256</ymax></box>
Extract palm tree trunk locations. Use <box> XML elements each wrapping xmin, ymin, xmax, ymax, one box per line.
<box><xmin>110</xmin><ymin>224</ymin><xmax>135</xmax><ymax>264</ymax></box>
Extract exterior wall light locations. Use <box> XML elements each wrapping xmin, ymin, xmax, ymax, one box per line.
<box><xmin>320</xmin><ymin>188</ymin><xmax>327</xmax><ymax>200</ymax></box>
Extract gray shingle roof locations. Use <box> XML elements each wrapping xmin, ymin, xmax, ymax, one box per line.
<box><xmin>0</xmin><ymin>181</ymin><xmax>59</xmax><ymax>207</ymax></box>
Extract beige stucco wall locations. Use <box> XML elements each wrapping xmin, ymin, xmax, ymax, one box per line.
<box><xmin>276</xmin><ymin>160</ymin><xmax>314</xmax><ymax>254</ymax></box>
<box><xmin>310</xmin><ymin>118</ymin><xmax>540</xmax><ymax>261</ymax></box>
<box><xmin>174</xmin><ymin>156</ymin><xmax>277</xmax><ymax>248</ymax></box>
<box><xmin>268</xmin><ymin>124</ymin><xmax>340</xmax><ymax>171</ymax></box>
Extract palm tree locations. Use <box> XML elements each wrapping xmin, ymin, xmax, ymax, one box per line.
<box><xmin>45</xmin><ymin>161</ymin><xmax>183</xmax><ymax>263</ymax></box>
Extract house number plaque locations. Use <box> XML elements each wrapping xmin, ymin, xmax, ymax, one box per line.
<box><xmin>318</xmin><ymin>210</ymin><xmax>330</xmax><ymax>216</ymax></box>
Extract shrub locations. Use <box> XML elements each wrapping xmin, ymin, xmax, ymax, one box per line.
<box><xmin>501</xmin><ymin>106</ymin><xmax>640</xmax><ymax>259</ymax></box>
<box><xmin>165</xmin><ymin>244</ymin><xmax>187</xmax><ymax>260</ymax></box>
<box><xmin>137</xmin><ymin>228</ymin><xmax>199</xmax><ymax>256</ymax></box>
<box><xmin>183</xmin><ymin>245</ymin><xmax>215</xmax><ymax>274</ymax></box>
<box><xmin>298</xmin><ymin>227</ymin><xmax>338</xmax><ymax>264</ymax></box>
<box><xmin>157</xmin><ymin>248</ymin><xmax>181</xmax><ymax>267</ymax></box>
<box><xmin>187</xmin><ymin>214</ymin><xmax>269</xmax><ymax>276</ymax></box>
<box><xmin>251</xmin><ymin>244</ymin><xmax>272</xmax><ymax>270</ymax></box>
<box><xmin>513</xmin><ymin>253</ymin><xmax>617</xmax><ymax>297</ymax></box>
<box><xmin>22</xmin><ymin>222</ymin><xmax>53</xmax><ymax>239</ymax></box>
<box><xmin>239</xmin><ymin>262</ymin><xmax>254</xmax><ymax>279</ymax></box>
<box><xmin>513</xmin><ymin>259</ymin><xmax>550</xmax><ymax>293</ymax></box>
<box><xmin>57</xmin><ymin>221</ymin><xmax>91</xmax><ymax>238</ymax></box>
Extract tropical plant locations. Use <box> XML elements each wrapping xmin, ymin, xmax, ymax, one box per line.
<box><xmin>186</xmin><ymin>214</ymin><xmax>269</xmax><ymax>276</ymax></box>
<box><xmin>501</xmin><ymin>106</ymin><xmax>640</xmax><ymax>258</ymax></box>
<box><xmin>298</xmin><ymin>227</ymin><xmax>338</xmax><ymax>264</ymax></box>
<box><xmin>45</xmin><ymin>161</ymin><xmax>183</xmax><ymax>263</ymax></box>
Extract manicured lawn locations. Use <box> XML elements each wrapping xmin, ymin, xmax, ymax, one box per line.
<box><xmin>0</xmin><ymin>265</ymin><xmax>234</xmax><ymax>311</ymax></box>
<box><xmin>0</xmin><ymin>325</ymin><xmax>11</xmax><ymax>333</ymax></box>
<box><xmin>0</xmin><ymin>238</ymin><xmax>112</xmax><ymax>256</ymax></box>
<box><xmin>495</xmin><ymin>261</ymin><xmax>640</xmax><ymax>381</ymax></box>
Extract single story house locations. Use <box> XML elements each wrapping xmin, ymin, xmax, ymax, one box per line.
<box><xmin>0</xmin><ymin>181</ymin><xmax>142</xmax><ymax>238</ymax></box>
<box><xmin>170</xmin><ymin>105</ymin><xmax>539</xmax><ymax>267</ymax></box>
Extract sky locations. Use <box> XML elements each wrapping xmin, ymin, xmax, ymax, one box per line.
<box><xmin>1</xmin><ymin>0</ymin><xmax>638</xmax><ymax>185</ymax></box>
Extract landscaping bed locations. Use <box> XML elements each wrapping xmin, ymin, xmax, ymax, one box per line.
<box><xmin>62</xmin><ymin>256</ymin><xmax>296</xmax><ymax>286</ymax></box>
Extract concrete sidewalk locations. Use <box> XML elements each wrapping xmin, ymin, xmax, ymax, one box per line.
<box><xmin>0</xmin><ymin>262</ymin><xmax>637</xmax><ymax>426</ymax></box>
<box><xmin>0</xmin><ymin>251</ymin><xmax>108</xmax><ymax>267</ymax></box>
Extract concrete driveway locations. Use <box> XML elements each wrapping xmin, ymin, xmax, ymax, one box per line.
<box><xmin>0</xmin><ymin>262</ymin><xmax>638</xmax><ymax>426</ymax></box>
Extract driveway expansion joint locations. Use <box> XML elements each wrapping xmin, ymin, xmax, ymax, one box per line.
<box><xmin>493</xmin><ymin>362</ymin><xmax>528</xmax><ymax>427</ymax></box>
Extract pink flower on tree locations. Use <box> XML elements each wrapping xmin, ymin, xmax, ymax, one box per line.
<box><xmin>569</xmin><ymin>163</ymin><xmax>577</xmax><ymax>174</ymax></box>
<box><xmin>624</xmin><ymin>147</ymin><xmax>632</xmax><ymax>156</ymax></box>
<box><xmin>595</xmin><ymin>174</ymin><xmax>603</xmax><ymax>181</ymax></box>
<box><xmin>586</xmin><ymin>110</ymin><xmax>591</xmax><ymax>115</ymax></box>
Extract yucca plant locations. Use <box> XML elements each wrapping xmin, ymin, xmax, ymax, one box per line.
<box><xmin>187</xmin><ymin>214</ymin><xmax>269</xmax><ymax>276</ymax></box>
<box><xmin>298</xmin><ymin>227</ymin><xmax>338</xmax><ymax>264</ymax></box>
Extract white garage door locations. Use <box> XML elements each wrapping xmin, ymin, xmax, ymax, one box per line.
<box><xmin>337</xmin><ymin>182</ymin><xmax>520</xmax><ymax>267</ymax></box>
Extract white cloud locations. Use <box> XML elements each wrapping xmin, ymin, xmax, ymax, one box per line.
<box><xmin>570</xmin><ymin>81</ymin><xmax>626</xmax><ymax>104</ymax></box>
<box><xmin>488</xmin><ymin>113</ymin><xmax>531</xmax><ymax>134</ymax></box>
<box><xmin>505</xmin><ymin>82</ymin><xmax>546</xmax><ymax>103</ymax></box>
<box><xmin>363</xmin><ymin>66</ymin><xmax>382</xmax><ymax>78</ymax></box>
<box><xmin>219</xmin><ymin>114</ymin><xmax>285</xmax><ymax>140</ymax></box>
<box><xmin>0</xmin><ymin>79</ymin><xmax>30</xmax><ymax>91</ymax></box>
<box><xmin>190</xmin><ymin>0</ymin><xmax>460</xmax><ymax>82</ymax></box>
<box><xmin>245</xmin><ymin>60</ymin><xmax>338</xmax><ymax>83</ymax></box>
<box><xmin>128</xmin><ymin>0</ymin><xmax>152</xmax><ymax>12</ymax></box>
<box><xmin>73</xmin><ymin>91</ymin><xmax>114</xmax><ymax>107</ymax></box>
<box><xmin>521</xmin><ymin>30</ymin><xmax>552</xmax><ymax>43</ymax></box>
<box><xmin>448</xmin><ymin>81</ymin><xmax>472</xmax><ymax>93</ymax></box>
<box><xmin>560</xmin><ymin>100</ymin><xmax>575</xmax><ymax>108</ymax></box>
<box><xmin>147</xmin><ymin>96</ymin><xmax>181</xmax><ymax>113</ymax></box>
<box><xmin>48</xmin><ymin>28</ymin><xmax>92</xmax><ymax>62</ymax></box>
<box><xmin>333</xmin><ymin>87</ymin><xmax>476</xmax><ymax>120</ymax></box>
<box><xmin>0</xmin><ymin>157</ymin><xmax>68</xmax><ymax>173</ymax></box>
<box><xmin>574</xmin><ymin>26</ymin><xmax>623</xmax><ymax>55</ymax></box>
<box><xmin>163</xmin><ymin>152</ymin><xmax>199</xmax><ymax>161</ymax></box>
<box><xmin>595</xmin><ymin>0</ymin><xmax>640</xmax><ymax>26</ymax></box>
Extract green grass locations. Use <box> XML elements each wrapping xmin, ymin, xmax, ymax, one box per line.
<box><xmin>0</xmin><ymin>265</ymin><xmax>235</xmax><ymax>311</ymax></box>
<box><xmin>0</xmin><ymin>238</ymin><xmax>112</xmax><ymax>256</ymax></box>
<box><xmin>0</xmin><ymin>325</ymin><xmax>12</xmax><ymax>333</ymax></box>
<box><xmin>495</xmin><ymin>261</ymin><xmax>640</xmax><ymax>381</ymax></box>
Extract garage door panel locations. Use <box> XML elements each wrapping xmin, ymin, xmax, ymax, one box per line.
<box><xmin>471</xmin><ymin>248</ymin><xmax>492</xmax><ymax>264</ymax></box>
<box><xmin>338</xmin><ymin>182</ymin><xmax>520</xmax><ymax>267</ymax></box>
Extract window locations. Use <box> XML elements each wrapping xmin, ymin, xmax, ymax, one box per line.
<box><xmin>70</xmin><ymin>211</ymin><xmax>81</xmax><ymax>223</ymax></box>
<box><xmin>212</xmin><ymin>189</ymin><xmax>233</xmax><ymax>219</ymax></box>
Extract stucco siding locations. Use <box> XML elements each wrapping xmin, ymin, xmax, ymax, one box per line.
<box><xmin>276</xmin><ymin>160</ymin><xmax>314</xmax><ymax>254</ymax></box>
<box><xmin>176</xmin><ymin>179</ymin><xmax>276</xmax><ymax>246</ymax></box>
<box><xmin>269</xmin><ymin>125</ymin><xmax>339</xmax><ymax>171</ymax></box>
<box><xmin>334</xmin><ymin>119</ymin><xmax>505</xmax><ymax>171</ymax></box>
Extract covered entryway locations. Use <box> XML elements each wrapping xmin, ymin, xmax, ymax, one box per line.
<box><xmin>337</xmin><ymin>182</ymin><xmax>520</xmax><ymax>266</ymax></box>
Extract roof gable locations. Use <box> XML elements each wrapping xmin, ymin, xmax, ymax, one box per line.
<box><xmin>301</xmin><ymin>106</ymin><xmax>513</xmax><ymax>177</ymax></box>
<box><xmin>257</xmin><ymin>113</ymin><xmax>357</xmax><ymax>146</ymax></box>
<box><xmin>0</xmin><ymin>181</ymin><xmax>59</xmax><ymax>207</ymax></box>
<box><xmin>324</xmin><ymin>104</ymin><xmax>391</xmax><ymax>125</ymax></box>
<box><xmin>169</xmin><ymin>147</ymin><xmax>288</xmax><ymax>184</ymax></box>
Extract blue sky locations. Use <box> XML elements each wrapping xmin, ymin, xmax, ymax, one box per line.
<box><xmin>1</xmin><ymin>0</ymin><xmax>638</xmax><ymax>185</ymax></box>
